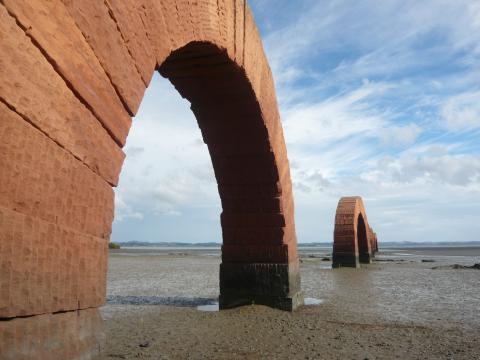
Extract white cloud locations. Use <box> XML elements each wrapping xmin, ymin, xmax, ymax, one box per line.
<box><xmin>255</xmin><ymin>0</ymin><xmax>480</xmax><ymax>243</ymax></box>
<box><xmin>115</xmin><ymin>194</ymin><xmax>144</xmax><ymax>221</ymax></box>
<box><xmin>293</xmin><ymin>170</ymin><xmax>331</xmax><ymax>194</ymax></box>
<box><xmin>125</xmin><ymin>146</ymin><xmax>145</xmax><ymax>158</ymax></box>
<box><xmin>290</xmin><ymin>148</ymin><xmax>480</xmax><ymax>243</ymax></box>
<box><xmin>264</xmin><ymin>0</ymin><xmax>480</xmax><ymax>79</ymax></box>
<box><xmin>379</xmin><ymin>123</ymin><xmax>422</xmax><ymax>147</ymax></box>
<box><xmin>441</xmin><ymin>91</ymin><xmax>480</xmax><ymax>131</ymax></box>
<box><xmin>283</xmin><ymin>81</ymin><xmax>391</xmax><ymax>146</ymax></box>
<box><xmin>362</xmin><ymin>151</ymin><xmax>480</xmax><ymax>187</ymax></box>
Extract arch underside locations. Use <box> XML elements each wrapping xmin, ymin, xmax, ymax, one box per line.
<box><xmin>160</xmin><ymin>42</ymin><xmax>301</xmax><ymax>310</ymax></box>
<box><xmin>0</xmin><ymin>0</ymin><xmax>301</xmax><ymax>319</ymax></box>
<box><xmin>332</xmin><ymin>197</ymin><xmax>378</xmax><ymax>268</ymax></box>
<box><xmin>356</xmin><ymin>214</ymin><xmax>371</xmax><ymax>264</ymax></box>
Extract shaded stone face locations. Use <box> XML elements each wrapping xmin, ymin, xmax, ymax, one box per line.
<box><xmin>332</xmin><ymin>197</ymin><xmax>378</xmax><ymax>268</ymax></box>
<box><xmin>0</xmin><ymin>0</ymin><xmax>301</xmax><ymax>320</ymax></box>
<box><xmin>0</xmin><ymin>308</ymin><xmax>105</xmax><ymax>360</ymax></box>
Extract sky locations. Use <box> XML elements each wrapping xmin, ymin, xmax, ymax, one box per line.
<box><xmin>112</xmin><ymin>0</ymin><xmax>480</xmax><ymax>244</ymax></box>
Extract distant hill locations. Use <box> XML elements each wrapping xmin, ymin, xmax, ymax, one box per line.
<box><xmin>116</xmin><ymin>240</ymin><xmax>480</xmax><ymax>248</ymax></box>
<box><xmin>375</xmin><ymin>241</ymin><xmax>480</xmax><ymax>247</ymax></box>
<box><xmin>117</xmin><ymin>241</ymin><xmax>221</xmax><ymax>247</ymax></box>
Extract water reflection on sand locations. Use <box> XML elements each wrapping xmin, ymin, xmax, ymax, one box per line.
<box><xmin>197</xmin><ymin>303</ymin><xmax>220</xmax><ymax>311</ymax></box>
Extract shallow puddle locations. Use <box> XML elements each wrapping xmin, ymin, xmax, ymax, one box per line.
<box><xmin>304</xmin><ymin>298</ymin><xmax>324</xmax><ymax>305</ymax></box>
<box><xmin>197</xmin><ymin>303</ymin><xmax>220</xmax><ymax>312</ymax></box>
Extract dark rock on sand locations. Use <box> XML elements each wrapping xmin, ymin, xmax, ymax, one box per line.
<box><xmin>107</xmin><ymin>295</ymin><xmax>217</xmax><ymax>307</ymax></box>
<box><xmin>432</xmin><ymin>263</ymin><xmax>480</xmax><ymax>270</ymax></box>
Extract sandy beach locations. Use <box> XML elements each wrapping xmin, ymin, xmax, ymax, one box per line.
<box><xmin>97</xmin><ymin>246</ymin><xmax>480</xmax><ymax>359</ymax></box>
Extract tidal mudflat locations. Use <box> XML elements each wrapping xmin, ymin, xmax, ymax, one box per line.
<box><xmin>100</xmin><ymin>247</ymin><xmax>480</xmax><ymax>359</ymax></box>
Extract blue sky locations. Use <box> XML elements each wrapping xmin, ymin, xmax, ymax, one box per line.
<box><xmin>112</xmin><ymin>0</ymin><xmax>480</xmax><ymax>243</ymax></box>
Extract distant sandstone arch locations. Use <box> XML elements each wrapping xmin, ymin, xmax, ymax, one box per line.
<box><xmin>0</xmin><ymin>0</ymin><xmax>302</xmax><ymax>318</ymax></box>
<box><xmin>332</xmin><ymin>197</ymin><xmax>378</xmax><ymax>268</ymax></box>
<box><xmin>368</xmin><ymin>226</ymin><xmax>379</xmax><ymax>253</ymax></box>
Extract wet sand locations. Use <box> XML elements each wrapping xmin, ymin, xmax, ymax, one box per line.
<box><xmin>100</xmin><ymin>247</ymin><xmax>480</xmax><ymax>359</ymax></box>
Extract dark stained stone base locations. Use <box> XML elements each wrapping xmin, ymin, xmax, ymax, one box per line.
<box><xmin>219</xmin><ymin>262</ymin><xmax>303</xmax><ymax>311</ymax></box>
<box><xmin>332</xmin><ymin>253</ymin><xmax>359</xmax><ymax>268</ymax></box>
<box><xmin>219</xmin><ymin>290</ymin><xmax>304</xmax><ymax>311</ymax></box>
<box><xmin>359</xmin><ymin>252</ymin><xmax>372</xmax><ymax>264</ymax></box>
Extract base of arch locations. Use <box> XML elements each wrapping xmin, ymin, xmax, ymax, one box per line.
<box><xmin>359</xmin><ymin>252</ymin><xmax>373</xmax><ymax>264</ymax></box>
<box><xmin>332</xmin><ymin>253</ymin><xmax>360</xmax><ymax>268</ymax></box>
<box><xmin>219</xmin><ymin>291</ymin><xmax>304</xmax><ymax>311</ymax></box>
<box><xmin>332</xmin><ymin>252</ymin><xmax>373</xmax><ymax>268</ymax></box>
<box><xmin>219</xmin><ymin>263</ymin><xmax>303</xmax><ymax>311</ymax></box>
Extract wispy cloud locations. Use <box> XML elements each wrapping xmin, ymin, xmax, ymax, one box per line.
<box><xmin>441</xmin><ymin>91</ymin><xmax>480</xmax><ymax>131</ymax></box>
<box><xmin>255</xmin><ymin>0</ymin><xmax>480</xmax><ymax>243</ymax></box>
<box><xmin>283</xmin><ymin>81</ymin><xmax>391</xmax><ymax>146</ymax></box>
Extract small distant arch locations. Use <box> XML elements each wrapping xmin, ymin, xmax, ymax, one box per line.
<box><xmin>332</xmin><ymin>196</ymin><xmax>378</xmax><ymax>268</ymax></box>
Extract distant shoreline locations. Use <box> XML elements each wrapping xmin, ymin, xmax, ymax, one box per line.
<box><xmin>115</xmin><ymin>241</ymin><xmax>480</xmax><ymax>248</ymax></box>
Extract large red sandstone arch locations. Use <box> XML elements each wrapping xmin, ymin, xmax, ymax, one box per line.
<box><xmin>332</xmin><ymin>196</ymin><xmax>378</xmax><ymax>268</ymax></box>
<box><xmin>0</xmin><ymin>0</ymin><xmax>302</xmax><ymax>318</ymax></box>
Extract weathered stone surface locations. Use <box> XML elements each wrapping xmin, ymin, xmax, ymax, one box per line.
<box><xmin>0</xmin><ymin>308</ymin><xmax>105</xmax><ymax>359</ymax></box>
<box><xmin>151</xmin><ymin>1</ymin><xmax>225</xmax><ymax>59</ymax></box>
<box><xmin>136</xmin><ymin>0</ymin><xmax>173</xmax><ymax>64</ymax></box>
<box><xmin>140</xmin><ymin>0</ymin><xmax>241</xmax><ymax>66</ymax></box>
<box><xmin>0</xmin><ymin>0</ymin><xmax>300</xmax><ymax>318</ymax></box>
<box><xmin>222</xmin><ymin>244</ymin><xmax>289</xmax><ymax>263</ymax></box>
<box><xmin>2</xmin><ymin>0</ymin><xmax>132</xmax><ymax>146</ymax></box>
<box><xmin>61</xmin><ymin>0</ymin><xmax>146</xmax><ymax>115</ymax></box>
<box><xmin>222</xmin><ymin>226</ymin><xmax>296</xmax><ymax>246</ymax></box>
<box><xmin>233</xmin><ymin>0</ymin><xmax>246</xmax><ymax>65</ymax></box>
<box><xmin>0</xmin><ymin>102</ymin><xmax>114</xmax><ymax>239</ymax></box>
<box><xmin>332</xmin><ymin>196</ymin><xmax>378</xmax><ymax>268</ymax></box>
<box><xmin>0</xmin><ymin>205</ymin><xmax>107</xmax><ymax>318</ymax></box>
<box><xmin>0</xmin><ymin>4</ymin><xmax>124</xmax><ymax>185</ymax></box>
<box><xmin>104</xmin><ymin>0</ymin><xmax>156</xmax><ymax>85</ymax></box>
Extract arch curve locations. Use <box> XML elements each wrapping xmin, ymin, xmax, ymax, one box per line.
<box><xmin>0</xmin><ymin>0</ymin><xmax>301</xmax><ymax>318</ymax></box>
<box><xmin>332</xmin><ymin>196</ymin><xmax>378</xmax><ymax>268</ymax></box>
